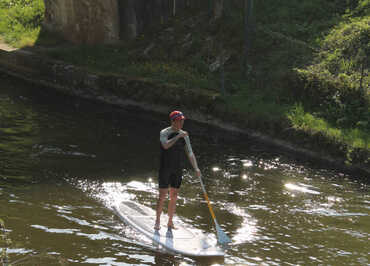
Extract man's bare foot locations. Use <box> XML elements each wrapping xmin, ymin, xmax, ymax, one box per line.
<box><xmin>167</xmin><ymin>223</ymin><xmax>176</xmax><ymax>230</ymax></box>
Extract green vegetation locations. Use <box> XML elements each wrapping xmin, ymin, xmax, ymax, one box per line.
<box><xmin>0</xmin><ymin>0</ymin><xmax>368</xmax><ymax>166</ymax></box>
<box><xmin>0</xmin><ymin>0</ymin><xmax>44</xmax><ymax>47</ymax></box>
<box><xmin>291</xmin><ymin>1</ymin><xmax>370</xmax><ymax>163</ymax></box>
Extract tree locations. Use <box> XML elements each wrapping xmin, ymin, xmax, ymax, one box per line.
<box><xmin>124</xmin><ymin>0</ymin><xmax>137</xmax><ymax>39</ymax></box>
<box><xmin>213</xmin><ymin>0</ymin><xmax>224</xmax><ymax>20</ymax></box>
<box><xmin>243</xmin><ymin>0</ymin><xmax>254</xmax><ymax>75</ymax></box>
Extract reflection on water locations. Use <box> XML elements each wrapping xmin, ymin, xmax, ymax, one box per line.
<box><xmin>0</xmin><ymin>91</ymin><xmax>40</xmax><ymax>181</ymax></box>
<box><xmin>226</xmin><ymin>204</ymin><xmax>257</xmax><ymax>244</ymax></box>
<box><xmin>284</xmin><ymin>182</ymin><xmax>321</xmax><ymax>195</ymax></box>
<box><xmin>0</xmin><ymin>76</ymin><xmax>369</xmax><ymax>265</ymax></box>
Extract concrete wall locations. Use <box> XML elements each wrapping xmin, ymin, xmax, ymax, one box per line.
<box><xmin>42</xmin><ymin>0</ymin><xmax>210</xmax><ymax>44</ymax></box>
<box><xmin>43</xmin><ymin>0</ymin><xmax>120</xmax><ymax>44</ymax></box>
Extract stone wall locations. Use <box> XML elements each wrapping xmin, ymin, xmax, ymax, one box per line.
<box><xmin>43</xmin><ymin>0</ymin><xmax>209</xmax><ymax>44</ymax></box>
<box><xmin>43</xmin><ymin>0</ymin><xmax>120</xmax><ymax>44</ymax></box>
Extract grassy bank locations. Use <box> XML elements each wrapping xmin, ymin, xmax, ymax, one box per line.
<box><xmin>1</xmin><ymin>0</ymin><xmax>369</xmax><ymax>167</ymax></box>
<box><xmin>0</xmin><ymin>0</ymin><xmax>44</xmax><ymax>47</ymax></box>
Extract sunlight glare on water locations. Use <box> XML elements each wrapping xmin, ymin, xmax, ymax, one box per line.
<box><xmin>226</xmin><ymin>203</ymin><xmax>258</xmax><ymax>244</ymax></box>
<box><xmin>71</xmin><ymin>179</ymin><xmax>157</xmax><ymax>211</ymax></box>
<box><xmin>284</xmin><ymin>182</ymin><xmax>321</xmax><ymax>195</ymax></box>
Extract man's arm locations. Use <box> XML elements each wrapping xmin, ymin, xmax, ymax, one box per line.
<box><xmin>184</xmin><ymin>136</ymin><xmax>201</xmax><ymax>177</ymax></box>
<box><xmin>161</xmin><ymin>130</ymin><xmax>188</xmax><ymax>150</ymax></box>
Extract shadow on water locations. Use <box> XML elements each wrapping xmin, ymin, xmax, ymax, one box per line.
<box><xmin>0</xmin><ymin>82</ymin><xmax>41</xmax><ymax>182</ymax></box>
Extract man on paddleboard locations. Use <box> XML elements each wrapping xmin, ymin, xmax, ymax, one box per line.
<box><xmin>155</xmin><ymin>111</ymin><xmax>201</xmax><ymax>230</ymax></box>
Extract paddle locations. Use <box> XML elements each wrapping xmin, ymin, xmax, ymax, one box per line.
<box><xmin>184</xmin><ymin>136</ymin><xmax>231</xmax><ymax>245</ymax></box>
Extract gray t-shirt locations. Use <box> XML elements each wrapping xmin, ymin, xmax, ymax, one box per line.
<box><xmin>159</xmin><ymin>127</ymin><xmax>189</xmax><ymax>171</ymax></box>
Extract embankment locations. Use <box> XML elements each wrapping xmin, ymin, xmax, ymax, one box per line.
<box><xmin>0</xmin><ymin>47</ymin><xmax>368</xmax><ymax>176</ymax></box>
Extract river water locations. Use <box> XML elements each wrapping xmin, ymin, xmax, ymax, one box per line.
<box><xmin>0</xmin><ymin>75</ymin><xmax>369</xmax><ymax>265</ymax></box>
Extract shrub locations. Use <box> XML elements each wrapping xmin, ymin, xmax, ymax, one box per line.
<box><xmin>0</xmin><ymin>0</ymin><xmax>44</xmax><ymax>46</ymax></box>
<box><xmin>295</xmin><ymin>16</ymin><xmax>369</xmax><ymax>130</ymax></box>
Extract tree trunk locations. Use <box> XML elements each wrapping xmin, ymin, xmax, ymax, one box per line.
<box><xmin>243</xmin><ymin>0</ymin><xmax>253</xmax><ymax>74</ymax></box>
<box><xmin>213</xmin><ymin>0</ymin><xmax>224</xmax><ymax>20</ymax></box>
<box><xmin>125</xmin><ymin>0</ymin><xmax>137</xmax><ymax>39</ymax></box>
<box><xmin>160</xmin><ymin>0</ymin><xmax>170</xmax><ymax>24</ymax></box>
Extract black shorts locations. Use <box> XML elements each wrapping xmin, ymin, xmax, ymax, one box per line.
<box><xmin>158</xmin><ymin>169</ymin><xmax>183</xmax><ymax>189</ymax></box>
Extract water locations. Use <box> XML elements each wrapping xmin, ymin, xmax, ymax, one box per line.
<box><xmin>0</xmin><ymin>74</ymin><xmax>369</xmax><ymax>265</ymax></box>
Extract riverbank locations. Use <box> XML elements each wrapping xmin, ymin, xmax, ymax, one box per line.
<box><xmin>0</xmin><ymin>45</ymin><xmax>368</xmax><ymax>176</ymax></box>
<box><xmin>1</xmin><ymin>83</ymin><xmax>368</xmax><ymax>265</ymax></box>
<box><xmin>0</xmin><ymin>1</ymin><xmax>369</xmax><ymax>176</ymax></box>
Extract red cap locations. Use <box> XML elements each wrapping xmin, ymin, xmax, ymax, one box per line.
<box><xmin>169</xmin><ymin>111</ymin><xmax>185</xmax><ymax>121</ymax></box>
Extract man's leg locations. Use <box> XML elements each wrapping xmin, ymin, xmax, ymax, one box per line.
<box><xmin>167</xmin><ymin>187</ymin><xmax>179</xmax><ymax>229</ymax></box>
<box><xmin>155</xmin><ymin>188</ymin><xmax>168</xmax><ymax>230</ymax></box>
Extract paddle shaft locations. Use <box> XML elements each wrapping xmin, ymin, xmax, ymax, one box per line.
<box><xmin>184</xmin><ymin>136</ymin><xmax>218</xmax><ymax>222</ymax></box>
<box><xmin>199</xmin><ymin>174</ymin><xmax>218</xmax><ymax>221</ymax></box>
<box><xmin>184</xmin><ymin>136</ymin><xmax>231</xmax><ymax>244</ymax></box>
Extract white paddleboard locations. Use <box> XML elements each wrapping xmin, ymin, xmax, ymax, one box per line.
<box><xmin>114</xmin><ymin>201</ymin><xmax>224</xmax><ymax>257</ymax></box>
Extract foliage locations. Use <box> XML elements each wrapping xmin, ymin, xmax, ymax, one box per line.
<box><xmin>351</xmin><ymin>0</ymin><xmax>370</xmax><ymax>16</ymax></box>
<box><xmin>287</xmin><ymin>104</ymin><xmax>370</xmax><ymax>164</ymax></box>
<box><xmin>46</xmin><ymin>44</ymin><xmax>218</xmax><ymax>91</ymax></box>
<box><xmin>295</xmin><ymin>16</ymin><xmax>369</xmax><ymax>131</ymax></box>
<box><xmin>125</xmin><ymin>61</ymin><xmax>216</xmax><ymax>89</ymax></box>
<box><xmin>320</xmin><ymin>17</ymin><xmax>369</xmax><ymax>76</ymax></box>
<box><xmin>288</xmin><ymin>104</ymin><xmax>370</xmax><ymax>149</ymax></box>
<box><xmin>0</xmin><ymin>0</ymin><xmax>44</xmax><ymax>47</ymax></box>
<box><xmin>217</xmin><ymin>0</ymin><xmax>369</xmax><ymax>164</ymax></box>
<box><xmin>246</xmin><ymin>0</ymin><xmax>358</xmax><ymax>47</ymax></box>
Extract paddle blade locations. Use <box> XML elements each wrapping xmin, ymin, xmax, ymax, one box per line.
<box><xmin>215</xmin><ymin>221</ymin><xmax>231</xmax><ymax>245</ymax></box>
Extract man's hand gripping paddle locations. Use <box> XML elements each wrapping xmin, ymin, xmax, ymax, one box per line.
<box><xmin>184</xmin><ymin>136</ymin><xmax>231</xmax><ymax>245</ymax></box>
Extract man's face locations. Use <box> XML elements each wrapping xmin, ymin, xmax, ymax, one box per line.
<box><xmin>172</xmin><ymin>119</ymin><xmax>184</xmax><ymax>130</ymax></box>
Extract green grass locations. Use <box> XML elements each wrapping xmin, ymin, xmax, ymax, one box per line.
<box><xmin>288</xmin><ymin>104</ymin><xmax>370</xmax><ymax>150</ymax></box>
<box><xmin>0</xmin><ymin>0</ymin><xmax>44</xmax><ymax>47</ymax></box>
<box><xmin>45</xmin><ymin>44</ymin><xmax>219</xmax><ymax>91</ymax></box>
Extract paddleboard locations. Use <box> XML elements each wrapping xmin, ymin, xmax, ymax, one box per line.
<box><xmin>114</xmin><ymin>201</ymin><xmax>224</xmax><ymax>257</ymax></box>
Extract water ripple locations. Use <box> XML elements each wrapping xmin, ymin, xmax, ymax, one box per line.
<box><xmin>30</xmin><ymin>224</ymin><xmax>80</xmax><ymax>234</ymax></box>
